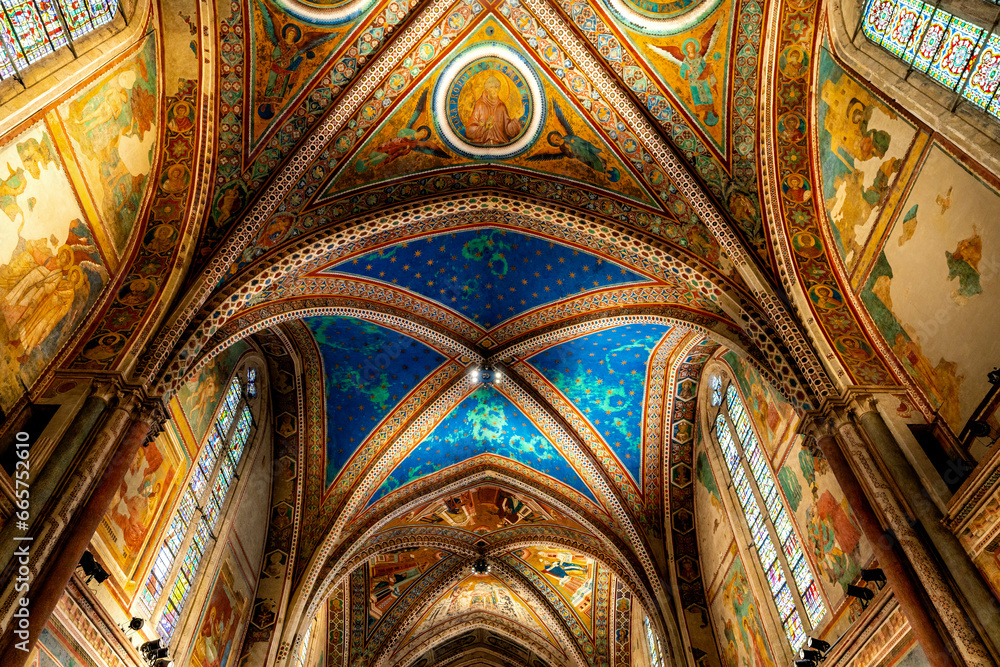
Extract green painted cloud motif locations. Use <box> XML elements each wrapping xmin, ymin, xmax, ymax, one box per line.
<box><xmin>369</xmin><ymin>387</ymin><xmax>597</xmax><ymax>505</ymax></box>
<box><xmin>527</xmin><ymin>323</ymin><xmax>672</xmax><ymax>485</ymax></box>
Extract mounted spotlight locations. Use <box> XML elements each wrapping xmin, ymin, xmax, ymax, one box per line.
<box><xmin>78</xmin><ymin>551</ymin><xmax>109</xmax><ymax>585</ymax></box>
<box><xmin>970</xmin><ymin>420</ymin><xmax>992</xmax><ymax>438</ymax></box>
<box><xmin>128</xmin><ymin>617</ymin><xmax>145</xmax><ymax>631</ymax></box>
<box><xmin>846</xmin><ymin>584</ymin><xmax>875</xmax><ymax>608</ymax></box>
<box><xmin>139</xmin><ymin>639</ymin><xmax>162</xmax><ymax>656</ymax></box>
<box><xmin>806</xmin><ymin>638</ymin><xmax>831</xmax><ymax>652</ymax></box>
<box><xmin>150</xmin><ymin>647</ymin><xmax>170</xmax><ymax>660</ymax></box>
<box><xmin>988</xmin><ymin>368</ymin><xmax>1000</xmax><ymax>385</ymax></box>
<box><xmin>472</xmin><ymin>557</ymin><xmax>491</xmax><ymax>575</ymax></box>
<box><xmin>860</xmin><ymin>568</ymin><xmax>887</xmax><ymax>590</ymax></box>
<box><xmin>799</xmin><ymin>648</ymin><xmax>824</xmax><ymax>662</ymax></box>
<box><xmin>151</xmin><ymin>661</ymin><xmax>174</xmax><ymax>667</ymax></box>
<box><xmin>794</xmin><ymin>660</ymin><xmax>816</xmax><ymax>667</ymax></box>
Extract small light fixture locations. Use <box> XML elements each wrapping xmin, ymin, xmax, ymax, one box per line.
<box><xmin>860</xmin><ymin>568</ymin><xmax>886</xmax><ymax>590</ymax></box>
<box><xmin>472</xmin><ymin>557</ymin><xmax>491</xmax><ymax>575</ymax></box>
<box><xmin>988</xmin><ymin>368</ymin><xmax>1000</xmax><ymax>385</ymax></box>
<box><xmin>806</xmin><ymin>638</ymin><xmax>831</xmax><ymax>652</ymax></box>
<box><xmin>969</xmin><ymin>420</ymin><xmax>992</xmax><ymax>438</ymax></box>
<box><xmin>846</xmin><ymin>584</ymin><xmax>875</xmax><ymax>608</ymax></box>
<box><xmin>139</xmin><ymin>639</ymin><xmax>162</xmax><ymax>656</ymax></box>
<box><xmin>799</xmin><ymin>648</ymin><xmax>824</xmax><ymax>662</ymax></box>
<box><xmin>79</xmin><ymin>551</ymin><xmax>109</xmax><ymax>585</ymax></box>
<box><xmin>794</xmin><ymin>660</ymin><xmax>816</xmax><ymax>667</ymax></box>
<box><xmin>151</xmin><ymin>661</ymin><xmax>174</xmax><ymax>667</ymax></box>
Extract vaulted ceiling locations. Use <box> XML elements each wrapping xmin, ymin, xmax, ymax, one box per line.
<box><xmin>143</xmin><ymin>0</ymin><xmax>834</xmax><ymax>663</ymax></box>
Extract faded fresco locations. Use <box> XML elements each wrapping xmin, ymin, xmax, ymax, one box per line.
<box><xmin>859</xmin><ymin>145</ymin><xmax>999</xmax><ymax>432</ymax></box>
<box><xmin>817</xmin><ymin>46</ymin><xmax>917</xmax><ymax>272</ymax></box>
<box><xmin>96</xmin><ymin>430</ymin><xmax>185</xmax><ymax>588</ymax></box>
<box><xmin>176</xmin><ymin>340</ymin><xmax>251</xmax><ymax>444</ymax></box>
<box><xmin>515</xmin><ymin>547</ymin><xmax>596</xmax><ymax>632</ymax></box>
<box><xmin>0</xmin><ymin>123</ymin><xmax>110</xmax><ymax>412</ymax></box>
<box><xmin>412</xmin><ymin>575</ymin><xmax>546</xmax><ymax>638</ymax></box>
<box><xmin>776</xmin><ymin>437</ymin><xmax>869</xmax><ymax>609</ymax></box>
<box><xmin>710</xmin><ymin>551</ymin><xmax>777</xmax><ymax>667</ymax></box>
<box><xmin>367</xmin><ymin>547</ymin><xmax>447</xmax><ymax>629</ymax></box>
<box><xmin>386</xmin><ymin>485</ymin><xmax>585</xmax><ymax>533</ymax></box>
<box><xmin>695</xmin><ymin>443</ymin><xmax>737</xmax><ymax>588</ymax></box>
<box><xmin>59</xmin><ymin>34</ymin><xmax>158</xmax><ymax>254</ymax></box>
<box><xmin>189</xmin><ymin>546</ymin><xmax>251</xmax><ymax>667</ymax></box>
<box><xmin>721</xmin><ymin>351</ymin><xmax>797</xmax><ymax>457</ymax></box>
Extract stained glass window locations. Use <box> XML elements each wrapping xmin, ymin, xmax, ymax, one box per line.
<box><xmin>643</xmin><ymin>616</ymin><xmax>664</xmax><ymax>667</ymax></box>
<box><xmin>711</xmin><ymin>377</ymin><xmax>826</xmax><ymax>651</ymax></box>
<box><xmin>140</xmin><ymin>364</ymin><xmax>260</xmax><ymax>641</ymax></box>
<box><xmin>863</xmin><ymin>0</ymin><xmax>1000</xmax><ymax>119</ymax></box>
<box><xmin>296</xmin><ymin>620</ymin><xmax>316</xmax><ymax>667</ymax></box>
<box><xmin>0</xmin><ymin>0</ymin><xmax>115</xmax><ymax>80</ymax></box>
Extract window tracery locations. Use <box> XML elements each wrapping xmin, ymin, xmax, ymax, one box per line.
<box><xmin>862</xmin><ymin>0</ymin><xmax>1000</xmax><ymax>118</ymax></box>
<box><xmin>140</xmin><ymin>364</ymin><xmax>260</xmax><ymax>640</ymax></box>
<box><xmin>0</xmin><ymin>0</ymin><xmax>116</xmax><ymax>80</ymax></box>
<box><xmin>708</xmin><ymin>374</ymin><xmax>825</xmax><ymax>651</ymax></box>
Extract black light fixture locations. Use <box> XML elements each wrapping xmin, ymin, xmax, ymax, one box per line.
<box><xmin>969</xmin><ymin>420</ymin><xmax>992</xmax><ymax>438</ymax></box>
<box><xmin>150</xmin><ymin>647</ymin><xmax>170</xmax><ymax>660</ymax></box>
<box><xmin>471</xmin><ymin>365</ymin><xmax>502</xmax><ymax>386</ymax></box>
<box><xmin>151</xmin><ymin>661</ymin><xmax>174</xmax><ymax>667</ymax></box>
<box><xmin>988</xmin><ymin>368</ymin><xmax>1000</xmax><ymax>385</ymax></box>
<box><xmin>846</xmin><ymin>584</ymin><xmax>875</xmax><ymax>608</ymax></box>
<box><xmin>806</xmin><ymin>638</ymin><xmax>831</xmax><ymax>652</ymax></box>
<box><xmin>128</xmin><ymin>617</ymin><xmax>144</xmax><ymax>631</ymax></box>
<box><xmin>78</xmin><ymin>551</ymin><xmax>109</xmax><ymax>585</ymax></box>
<box><xmin>794</xmin><ymin>660</ymin><xmax>816</xmax><ymax>667</ymax></box>
<box><xmin>472</xmin><ymin>557</ymin><xmax>491</xmax><ymax>575</ymax></box>
<box><xmin>139</xmin><ymin>639</ymin><xmax>162</xmax><ymax>656</ymax></box>
<box><xmin>799</xmin><ymin>648</ymin><xmax>824</xmax><ymax>662</ymax></box>
<box><xmin>860</xmin><ymin>568</ymin><xmax>887</xmax><ymax>590</ymax></box>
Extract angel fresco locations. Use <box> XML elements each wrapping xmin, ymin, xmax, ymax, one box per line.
<box><xmin>526</xmin><ymin>101</ymin><xmax>621</xmax><ymax>181</ymax></box>
<box><xmin>356</xmin><ymin>89</ymin><xmax>449</xmax><ymax>173</ymax></box>
<box><xmin>649</xmin><ymin>22</ymin><xmax>722</xmax><ymax>127</ymax></box>
<box><xmin>256</xmin><ymin>0</ymin><xmax>340</xmax><ymax>120</ymax></box>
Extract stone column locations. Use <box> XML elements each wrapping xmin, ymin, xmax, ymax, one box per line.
<box><xmin>855</xmin><ymin>399</ymin><xmax>1000</xmax><ymax>658</ymax></box>
<box><xmin>806</xmin><ymin>418</ymin><xmax>955</xmax><ymax>667</ymax></box>
<box><xmin>0</xmin><ymin>399</ymin><xmax>165</xmax><ymax>665</ymax></box>
<box><xmin>0</xmin><ymin>379</ymin><xmax>116</xmax><ymax>577</ymax></box>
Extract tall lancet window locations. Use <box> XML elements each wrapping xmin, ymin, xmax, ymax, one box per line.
<box><xmin>709</xmin><ymin>375</ymin><xmax>826</xmax><ymax>650</ymax></box>
<box><xmin>862</xmin><ymin>0</ymin><xmax>1000</xmax><ymax>119</ymax></box>
<box><xmin>140</xmin><ymin>364</ymin><xmax>261</xmax><ymax>640</ymax></box>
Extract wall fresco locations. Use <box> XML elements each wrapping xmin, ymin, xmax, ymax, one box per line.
<box><xmin>176</xmin><ymin>340</ymin><xmax>250</xmax><ymax>444</ymax></box>
<box><xmin>188</xmin><ymin>545</ymin><xmax>251</xmax><ymax>667</ymax></box>
<box><xmin>710</xmin><ymin>552</ymin><xmax>777</xmax><ymax>667</ymax></box>
<box><xmin>858</xmin><ymin>144</ymin><xmax>1000</xmax><ymax>432</ymax></box>
<box><xmin>514</xmin><ymin>546</ymin><xmax>597</xmax><ymax>634</ymax></box>
<box><xmin>59</xmin><ymin>34</ymin><xmax>158</xmax><ymax>255</ymax></box>
<box><xmin>720</xmin><ymin>351</ymin><xmax>797</xmax><ymax>457</ymax></box>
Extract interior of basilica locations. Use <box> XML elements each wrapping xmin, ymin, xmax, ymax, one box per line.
<box><xmin>0</xmin><ymin>0</ymin><xmax>999</xmax><ymax>664</ymax></box>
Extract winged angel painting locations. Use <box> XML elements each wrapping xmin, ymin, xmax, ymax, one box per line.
<box><xmin>649</xmin><ymin>22</ymin><xmax>722</xmax><ymax>126</ymax></box>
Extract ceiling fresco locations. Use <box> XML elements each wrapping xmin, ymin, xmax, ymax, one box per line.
<box><xmin>384</xmin><ymin>485</ymin><xmax>590</xmax><ymax>534</ymax></box>
<box><xmin>524</xmin><ymin>322</ymin><xmax>673</xmax><ymax>489</ymax></box>
<box><xmin>368</xmin><ymin>385</ymin><xmax>601</xmax><ymax>505</ymax></box>
<box><xmin>513</xmin><ymin>547</ymin><xmax>598</xmax><ymax>634</ymax></box>
<box><xmin>320</xmin><ymin>228</ymin><xmax>653</xmax><ymax>331</ymax></box>
<box><xmin>305</xmin><ymin>315</ymin><xmax>449</xmax><ymax>486</ymax></box>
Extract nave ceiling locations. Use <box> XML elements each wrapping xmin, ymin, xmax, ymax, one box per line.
<box><xmin>7</xmin><ymin>0</ymin><xmax>987</xmax><ymax>660</ymax></box>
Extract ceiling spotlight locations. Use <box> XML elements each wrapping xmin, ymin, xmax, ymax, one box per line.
<box><xmin>794</xmin><ymin>660</ymin><xmax>816</xmax><ymax>667</ymax></box>
<box><xmin>806</xmin><ymin>638</ymin><xmax>831</xmax><ymax>652</ymax></box>
<box><xmin>472</xmin><ymin>557</ymin><xmax>491</xmax><ymax>575</ymax></box>
<box><xmin>846</xmin><ymin>584</ymin><xmax>875</xmax><ymax>608</ymax></box>
<box><xmin>860</xmin><ymin>568</ymin><xmax>887</xmax><ymax>589</ymax></box>
<box><xmin>78</xmin><ymin>551</ymin><xmax>109</xmax><ymax>585</ymax></box>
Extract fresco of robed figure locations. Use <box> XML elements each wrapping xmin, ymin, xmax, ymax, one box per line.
<box><xmin>451</xmin><ymin>63</ymin><xmax>528</xmax><ymax>148</ymax></box>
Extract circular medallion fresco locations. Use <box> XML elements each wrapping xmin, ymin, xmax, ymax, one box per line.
<box><xmin>603</xmin><ymin>0</ymin><xmax>725</xmax><ymax>34</ymax></box>
<box><xmin>433</xmin><ymin>43</ymin><xmax>545</xmax><ymax>160</ymax></box>
<box><xmin>271</xmin><ymin>0</ymin><xmax>375</xmax><ymax>26</ymax></box>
